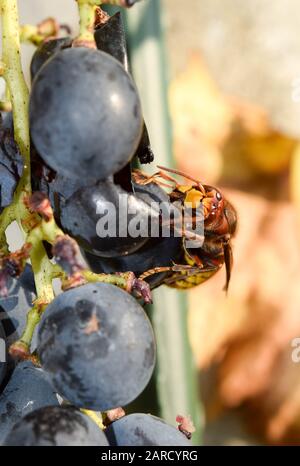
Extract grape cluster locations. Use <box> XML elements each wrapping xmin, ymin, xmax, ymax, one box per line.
<box><xmin>0</xmin><ymin>10</ymin><xmax>194</xmax><ymax>447</ymax></box>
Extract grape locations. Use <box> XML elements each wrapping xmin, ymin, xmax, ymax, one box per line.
<box><xmin>95</xmin><ymin>14</ymin><xmax>154</xmax><ymax>166</ymax></box>
<box><xmin>84</xmin><ymin>182</ymin><xmax>183</xmax><ymax>288</ymax></box>
<box><xmin>85</xmin><ymin>236</ymin><xmax>183</xmax><ymax>289</ymax></box>
<box><xmin>30</xmin><ymin>48</ymin><xmax>143</xmax><ymax>183</ymax></box>
<box><xmin>30</xmin><ymin>37</ymin><xmax>72</xmax><ymax>82</ymax></box>
<box><xmin>38</xmin><ymin>283</ymin><xmax>156</xmax><ymax>411</ymax></box>
<box><xmin>4</xmin><ymin>405</ymin><xmax>108</xmax><ymax>446</ymax></box>
<box><xmin>105</xmin><ymin>413</ymin><xmax>192</xmax><ymax>446</ymax></box>
<box><xmin>31</xmin><ymin>13</ymin><xmax>128</xmax><ymax>80</ymax></box>
<box><xmin>31</xmin><ymin>15</ymin><xmax>153</xmax><ymax>212</ymax></box>
<box><xmin>60</xmin><ymin>179</ymin><xmax>159</xmax><ymax>257</ymax></box>
<box><xmin>0</xmin><ymin>125</ymin><xmax>23</xmax><ymax>214</ymax></box>
<box><xmin>0</xmin><ymin>265</ymin><xmax>37</xmax><ymax>351</ymax></box>
<box><xmin>31</xmin><ymin>148</ymin><xmax>85</xmax><ymax>221</ymax></box>
<box><xmin>0</xmin><ymin>361</ymin><xmax>59</xmax><ymax>444</ymax></box>
<box><xmin>133</xmin><ymin>179</ymin><xmax>170</xmax><ymax>204</ymax></box>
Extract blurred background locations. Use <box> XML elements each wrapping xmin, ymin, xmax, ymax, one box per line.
<box><xmin>6</xmin><ymin>0</ymin><xmax>300</xmax><ymax>445</ymax></box>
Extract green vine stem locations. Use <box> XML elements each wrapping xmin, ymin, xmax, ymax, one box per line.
<box><xmin>18</xmin><ymin>305</ymin><xmax>42</xmax><ymax>350</ymax></box>
<box><xmin>1</xmin><ymin>0</ymin><xmax>30</xmax><ymax>167</ymax></box>
<box><xmin>74</xmin><ymin>1</ymin><xmax>98</xmax><ymax>48</ymax></box>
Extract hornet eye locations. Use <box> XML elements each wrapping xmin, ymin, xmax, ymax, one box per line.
<box><xmin>216</xmin><ymin>191</ymin><xmax>222</xmax><ymax>201</ymax></box>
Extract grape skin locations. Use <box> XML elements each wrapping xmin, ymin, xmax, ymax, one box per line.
<box><xmin>30</xmin><ymin>37</ymin><xmax>72</xmax><ymax>82</ymax></box>
<box><xmin>85</xmin><ymin>235</ymin><xmax>183</xmax><ymax>289</ymax></box>
<box><xmin>38</xmin><ymin>283</ymin><xmax>156</xmax><ymax>411</ymax></box>
<box><xmin>0</xmin><ymin>265</ymin><xmax>37</xmax><ymax>352</ymax></box>
<box><xmin>60</xmin><ymin>178</ymin><xmax>161</xmax><ymax>257</ymax></box>
<box><xmin>0</xmin><ymin>361</ymin><xmax>59</xmax><ymax>445</ymax></box>
<box><xmin>4</xmin><ymin>405</ymin><xmax>108</xmax><ymax>446</ymax></box>
<box><xmin>0</xmin><ymin>124</ymin><xmax>23</xmax><ymax>213</ymax></box>
<box><xmin>105</xmin><ymin>413</ymin><xmax>192</xmax><ymax>446</ymax></box>
<box><xmin>84</xmin><ymin>182</ymin><xmax>183</xmax><ymax>288</ymax></box>
<box><xmin>30</xmin><ymin>48</ymin><xmax>143</xmax><ymax>183</ymax></box>
<box><xmin>30</xmin><ymin>19</ymin><xmax>154</xmax><ymax>210</ymax></box>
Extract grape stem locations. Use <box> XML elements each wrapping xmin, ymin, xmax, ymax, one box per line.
<box><xmin>74</xmin><ymin>1</ymin><xmax>98</xmax><ymax>48</ymax></box>
<box><xmin>81</xmin><ymin>269</ymin><xmax>129</xmax><ymax>288</ymax></box>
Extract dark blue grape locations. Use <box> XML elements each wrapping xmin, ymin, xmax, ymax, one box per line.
<box><xmin>38</xmin><ymin>283</ymin><xmax>156</xmax><ymax>411</ymax></box>
<box><xmin>95</xmin><ymin>14</ymin><xmax>154</xmax><ymax>166</ymax></box>
<box><xmin>0</xmin><ymin>126</ymin><xmax>23</xmax><ymax>214</ymax></box>
<box><xmin>60</xmin><ymin>179</ymin><xmax>159</xmax><ymax>257</ymax></box>
<box><xmin>30</xmin><ymin>37</ymin><xmax>72</xmax><ymax>82</ymax></box>
<box><xmin>85</xmin><ymin>236</ymin><xmax>183</xmax><ymax>289</ymax></box>
<box><xmin>0</xmin><ymin>361</ymin><xmax>59</xmax><ymax>444</ymax></box>
<box><xmin>30</xmin><ymin>48</ymin><xmax>143</xmax><ymax>183</ymax></box>
<box><xmin>4</xmin><ymin>405</ymin><xmax>108</xmax><ymax>446</ymax></box>
<box><xmin>0</xmin><ymin>265</ymin><xmax>37</xmax><ymax>351</ymax></box>
<box><xmin>105</xmin><ymin>413</ymin><xmax>192</xmax><ymax>446</ymax></box>
<box><xmin>84</xmin><ymin>182</ymin><xmax>183</xmax><ymax>288</ymax></box>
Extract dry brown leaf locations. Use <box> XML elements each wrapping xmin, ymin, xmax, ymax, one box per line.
<box><xmin>169</xmin><ymin>53</ymin><xmax>234</xmax><ymax>147</ymax></box>
<box><xmin>169</xmin><ymin>53</ymin><xmax>297</xmax><ymax>187</ymax></box>
<box><xmin>169</xmin><ymin>53</ymin><xmax>232</xmax><ymax>184</ymax></box>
